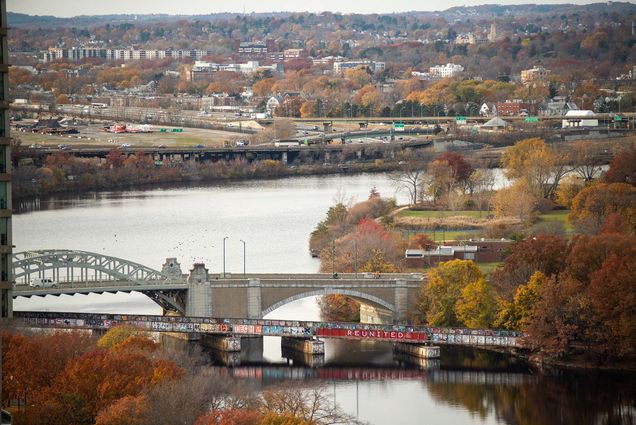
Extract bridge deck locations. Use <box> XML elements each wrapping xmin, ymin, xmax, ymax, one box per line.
<box><xmin>14</xmin><ymin>311</ymin><xmax>523</xmax><ymax>347</ymax></box>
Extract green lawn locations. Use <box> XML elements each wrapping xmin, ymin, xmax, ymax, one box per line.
<box><xmin>404</xmin><ymin>229</ymin><xmax>481</xmax><ymax>242</ymax></box>
<box><xmin>538</xmin><ymin>210</ymin><xmax>574</xmax><ymax>232</ymax></box>
<box><xmin>399</xmin><ymin>209</ymin><xmax>491</xmax><ymax>218</ymax></box>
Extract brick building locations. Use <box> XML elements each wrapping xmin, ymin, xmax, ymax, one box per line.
<box><xmin>404</xmin><ymin>240</ymin><xmax>511</xmax><ymax>268</ymax></box>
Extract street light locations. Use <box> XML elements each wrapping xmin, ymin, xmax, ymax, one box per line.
<box><xmin>353</xmin><ymin>239</ymin><xmax>358</xmax><ymax>277</ymax></box>
<box><xmin>331</xmin><ymin>240</ymin><xmax>336</xmax><ymax>278</ymax></box>
<box><xmin>240</xmin><ymin>239</ymin><xmax>246</xmax><ymax>278</ymax></box>
<box><xmin>222</xmin><ymin>236</ymin><xmax>229</xmax><ymax>278</ymax></box>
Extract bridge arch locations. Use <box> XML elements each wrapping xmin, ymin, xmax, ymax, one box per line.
<box><xmin>12</xmin><ymin>250</ymin><xmax>186</xmax><ymax>313</ymax></box>
<box><xmin>12</xmin><ymin>250</ymin><xmax>171</xmax><ymax>285</ymax></box>
<box><xmin>261</xmin><ymin>289</ymin><xmax>395</xmax><ymax>318</ymax></box>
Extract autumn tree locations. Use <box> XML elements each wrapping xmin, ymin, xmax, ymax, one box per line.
<box><xmin>491</xmin><ymin>234</ymin><xmax>568</xmax><ymax>298</ymax></box>
<box><xmin>428</xmin><ymin>152</ymin><xmax>472</xmax><ymax>210</ymax></box>
<box><xmin>604</xmin><ymin>144</ymin><xmax>636</xmax><ymax>186</ymax></box>
<box><xmin>501</xmin><ymin>138</ymin><xmax>570</xmax><ymax>199</ymax></box>
<box><xmin>492</xmin><ymin>180</ymin><xmax>538</xmax><ymax>223</ymax></box>
<box><xmin>455</xmin><ymin>278</ymin><xmax>499</xmax><ymax>328</ymax></box>
<box><xmin>568</xmin><ymin>182</ymin><xmax>636</xmax><ymax>234</ymax></box>
<box><xmin>556</xmin><ymin>175</ymin><xmax>586</xmax><ymax>209</ymax></box>
<box><xmin>95</xmin><ymin>395</ymin><xmax>150</xmax><ymax>425</ymax></box>
<box><xmin>496</xmin><ymin>271</ymin><xmax>545</xmax><ymax>330</ymax></box>
<box><xmin>252</xmin><ymin>77</ymin><xmax>277</xmax><ymax>97</ymax></box>
<box><xmin>318</xmin><ymin>294</ymin><xmax>361</xmax><ymax>322</ymax></box>
<box><xmin>418</xmin><ymin>259</ymin><xmax>485</xmax><ymax>327</ymax></box>
<box><xmin>588</xmin><ymin>253</ymin><xmax>636</xmax><ymax>358</ymax></box>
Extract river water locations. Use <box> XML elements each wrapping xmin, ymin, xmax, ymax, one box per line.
<box><xmin>13</xmin><ymin>174</ymin><xmax>635</xmax><ymax>425</ymax></box>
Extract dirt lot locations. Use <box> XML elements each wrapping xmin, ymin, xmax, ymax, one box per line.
<box><xmin>14</xmin><ymin>120</ymin><xmax>252</xmax><ymax>148</ymax></box>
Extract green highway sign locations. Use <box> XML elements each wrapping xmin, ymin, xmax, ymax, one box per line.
<box><xmin>525</xmin><ymin>116</ymin><xmax>539</xmax><ymax>123</ymax></box>
<box><xmin>614</xmin><ymin>115</ymin><xmax>622</xmax><ymax>121</ymax></box>
<box><xmin>394</xmin><ymin>122</ymin><xmax>405</xmax><ymax>132</ymax></box>
<box><xmin>455</xmin><ymin>116</ymin><xmax>467</xmax><ymax>122</ymax></box>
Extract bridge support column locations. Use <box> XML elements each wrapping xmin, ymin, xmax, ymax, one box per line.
<box><xmin>357</xmin><ymin>150</ymin><xmax>362</xmax><ymax>159</ymax></box>
<box><xmin>281</xmin><ymin>151</ymin><xmax>288</xmax><ymax>164</ymax></box>
<box><xmin>393</xmin><ymin>343</ymin><xmax>441</xmax><ymax>369</ymax></box>
<box><xmin>186</xmin><ymin>263</ymin><xmax>212</xmax><ymax>318</ymax></box>
<box><xmin>393</xmin><ymin>278</ymin><xmax>408</xmax><ymax>322</ymax></box>
<box><xmin>247</xmin><ymin>278</ymin><xmax>262</xmax><ymax>319</ymax></box>
<box><xmin>202</xmin><ymin>334</ymin><xmax>241</xmax><ymax>352</ymax></box>
<box><xmin>281</xmin><ymin>337</ymin><xmax>324</xmax><ymax>355</ymax></box>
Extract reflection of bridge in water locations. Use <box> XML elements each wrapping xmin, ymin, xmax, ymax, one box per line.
<box><xmin>228</xmin><ymin>366</ymin><xmax>536</xmax><ymax>386</ymax></box>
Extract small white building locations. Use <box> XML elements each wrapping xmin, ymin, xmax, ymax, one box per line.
<box><xmin>562</xmin><ymin>110</ymin><xmax>598</xmax><ymax>128</ymax></box>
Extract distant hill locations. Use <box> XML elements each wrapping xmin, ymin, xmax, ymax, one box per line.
<box><xmin>7</xmin><ymin>11</ymin><xmax>290</xmax><ymax>28</ymax></box>
<box><xmin>8</xmin><ymin>3</ymin><xmax>636</xmax><ymax>28</ymax></box>
<box><xmin>438</xmin><ymin>2</ymin><xmax>636</xmax><ymax>18</ymax></box>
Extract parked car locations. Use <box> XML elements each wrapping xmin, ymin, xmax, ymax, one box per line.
<box><xmin>29</xmin><ymin>278</ymin><xmax>57</xmax><ymax>288</ymax></box>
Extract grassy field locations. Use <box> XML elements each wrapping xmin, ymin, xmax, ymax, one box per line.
<box><xmin>537</xmin><ymin>210</ymin><xmax>574</xmax><ymax>232</ymax></box>
<box><xmin>403</xmin><ymin>229</ymin><xmax>481</xmax><ymax>242</ymax></box>
<box><xmin>399</xmin><ymin>209</ymin><xmax>491</xmax><ymax>218</ymax></box>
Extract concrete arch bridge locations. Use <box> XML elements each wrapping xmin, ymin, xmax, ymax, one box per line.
<box><xmin>12</xmin><ymin>250</ymin><xmax>422</xmax><ymax>322</ymax></box>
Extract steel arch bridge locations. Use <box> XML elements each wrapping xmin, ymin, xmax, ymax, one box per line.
<box><xmin>12</xmin><ymin>250</ymin><xmax>187</xmax><ymax>313</ymax></box>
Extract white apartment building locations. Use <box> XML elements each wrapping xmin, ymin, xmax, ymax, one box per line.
<box><xmin>42</xmin><ymin>47</ymin><xmax>212</xmax><ymax>63</ymax></box>
<box><xmin>333</xmin><ymin>60</ymin><xmax>386</xmax><ymax>74</ymax></box>
<box><xmin>429</xmin><ymin>63</ymin><xmax>464</xmax><ymax>78</ymax></box>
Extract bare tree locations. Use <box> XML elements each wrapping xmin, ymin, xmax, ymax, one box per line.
<box><xmin>259</xmin><ymin>384</ymin><xmax>366</xmax><ymax>425</ymax></box>
<box><xmin>468</xmin><ymin>169</ymin><xmax>496</xmax><ymax>216</ymax></box>
<box><xmin>571</xmin><ymin>141</ymin><xmax>604</xmax><ymax>182</ymax></box>
<box><xmin>388</xmin><ymin>160</ymin><xmax>425</xmax><ymax>206</ymax></box>
<box><xmin>144</xmin><ymin>368</ymin><xmax>249</xmax><ymax>425</ymax></box>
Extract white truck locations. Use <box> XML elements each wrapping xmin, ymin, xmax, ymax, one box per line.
<box><xmin>29</xmin><ymin>278</ymin><xmax>57</xmax><ymax>288</ymax></box>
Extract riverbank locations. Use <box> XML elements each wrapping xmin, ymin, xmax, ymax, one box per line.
<box><xmin>12</xmin><ymin>158</ymin><xmax>401</xmax><ymax>201</ymax></box>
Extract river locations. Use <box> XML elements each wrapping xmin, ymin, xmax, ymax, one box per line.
<box><xmin>12</xmin><ymin>174</ymin><xmax>635</xmax><ymax>425</ymax></box>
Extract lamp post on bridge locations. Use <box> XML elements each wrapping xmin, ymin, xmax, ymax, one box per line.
<box><xmin>222</xmin><ymin>236</ymin><xmax>229</xmax><ymax>278</ymax></box>
<box><xmin>240</xmin><ymin>239</ymin><xmax>246</xmax><ymax>278</ymax></box>
<box><xmin>353</xmin><ymin>239</ymin><xmax>358</xmax><ymax>277</ymax></box>
<box><xmin>331</xmin><ymin>240</ymin><xmax>336</xmax><ymax>279</ymax></box>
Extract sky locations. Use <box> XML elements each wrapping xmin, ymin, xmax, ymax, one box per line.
<box><xmin>8</xmin><ymin>0</ymin><xmax>602</xmax><ymax>17</ymax></box>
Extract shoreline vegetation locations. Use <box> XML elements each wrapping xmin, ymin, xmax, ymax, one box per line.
<box><xmin>12</xmin><ymin>153</ymin><xmax>402</xmax><ymax>201</ymax></box>
<box><xmin>310</xmin><ymin>140</ymin><xmax>636</xmax><ymax>370</ymax></box>
<box><xmin>11</xmin><ymin>134</ymin><xmax>627</xmax><ymax>201</ymax></box>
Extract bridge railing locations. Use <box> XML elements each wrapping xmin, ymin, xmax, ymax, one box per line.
<box><xmin>13</xmin><ymin>278</ymin><xmax>187</xmax><ymax>292</ymax></box>
<box><xmin>13</xmin><ymin>311</ymin><xmax>525</xmax><ymax>348</ymax></box>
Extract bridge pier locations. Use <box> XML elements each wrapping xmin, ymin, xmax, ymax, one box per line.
<box><xmin>281</xmin><ymin>336</ymin><xmax>325</xmax><ymax>354</ymax></box>
<box><xmin>281</xmin><ymin>337</ymin><xmax>325</xmax><ymax>368</ymax></box>
<box><xmin>247</xmin><ymin>278</ymin><xmax>262</xmax><ymax>319</ymax></box>
<box><xmin>201</xmin><ymin>334</ymin><xmax>242</xmax><ymax>352</ymax></box>
<box><xmin>186</xmin><ymin>263</ymin><xmax>212</xmax><ymax>318</ymax></box>
<box><xmin>393</xmin><ymin>343</ymin><xmax>441</xmax><ymax>369</ymax></box>
<box><xmin>393</xmin><ymin>278</ymin><xmax>408</xmax><ymax>322</ymax></box>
